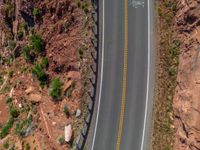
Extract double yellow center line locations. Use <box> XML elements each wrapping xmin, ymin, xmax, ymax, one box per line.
<box><xmin>116</xmin><ymin>0</ymin><xmax>129</xmax><ymax>149</ymax></box>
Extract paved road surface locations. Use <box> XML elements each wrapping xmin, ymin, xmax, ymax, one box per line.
<box><xmin>91</xmin><ymin>0</ymin><xmax>154</xmax><ymax>149</ymax></box>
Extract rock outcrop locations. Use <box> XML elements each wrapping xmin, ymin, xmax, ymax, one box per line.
<box><xmin>174</xmin><ymin>1</ymin><xmax>200</xmax><ymax>149</ymax></box>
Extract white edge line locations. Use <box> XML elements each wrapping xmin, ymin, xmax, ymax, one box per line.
<box><xmin>91</xmin><ymin>0</ymin><xmax>105</xmax><ymax>149</ymax></box>
<box><xmin>141</xmin><ymin>0</ymin><xmax>151</xmax><ymax>149</ymax></box>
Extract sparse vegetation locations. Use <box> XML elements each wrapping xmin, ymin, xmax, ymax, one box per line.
<box><xmin>0</xmin><ymin>0</ymin><xmax>94</xmax><ymax>149</ymax></box>
<box><xmin>22</xmin><ymin>46</ymin><xmax>32</xmax><ymax>61</ymax></box>
<box><xmin>152</xmin><ymin>0</ymin><xmax>179</xmax><ymax>150</ymax></box>
<box><xmin>10</xmin><ymin>107</ymin><xmax>20</xmax><ymax>118</ymax></box>
<box><xmin>3</xmin><ymin>140</ymin><xmax>9</xmax><ymax>149</ymax></box>
<box><xmin>6</xmin><ymin>97</ymin><xmax>12</xmax><ymax>104</ymax></box>
<box><xmin>29</xmin><ymin>33</ymin><xmax>44</xmax><ymax>54</ymax></box>
<box><xmin>15</xmin><ymin>115</ymin><xmax>33</xmax><ymax>137</ymax></box>
<box><xmin>7</xmin><ymin>40</ymin><xmax>16</xmax><ymax>51</ymax></box>
<box><xmin>25</xmin><ymin>143</ymin><xmax>30</xmax><ymax>150</ymax></box>
<box><xmin>32</xmin><ymin>63</ymin><xmax>47</xmax><ymax>86</ymax></box>
<box><xmin>0</xmin><ymin>75</ymin><xmax>3</xmax><ymax>85</ymax></box>
<box><xmin>76</xmin><ymin>0</ymin><xmax>89</xmax><ymax>13</ymax></box>
<box><xmin>9</xmin><ymin>145</ymin><xmax>15</xmax><ymax>150</ymax></box>
<box><xmin>0</xmin><ymin>117</ymin><xmax>14</xmax><ymax>139</ymax></box>
<box><xmin>58</xmin><ymin>136</ymin><xmax>65</xmax><ymax>145</ymax></box>
<box><xmin>18</xmin><ymin>31</ymin><xmax>24</xmax><ymax>40</ymax></box>
<box><xmin>33</xmin><ymin>8</ymin><xmax>41</xmax><ymax>18</ymax></box>
<box><xmin>78</xmin><ymin>48</ymin><xmax>84</xmax><ymax>59</ymax></box>
<box><xmin>63</xmin><ymin>104</ymin><xmax>70</xmax><ymax>116</ymax></box>
<box><xmin>40</xmin><ymin>57</ymin><xmax>49</xmax><ymax>69</ymax></box>
<box><xmin>49</xmin><ymin>78</ymin><xmax>62</xmax><ymax>100</ymax></box>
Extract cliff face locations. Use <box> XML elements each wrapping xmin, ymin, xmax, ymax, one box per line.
<box><xmin>174</xmin><ymin>1</ymin><xmax>200</xmax><ymax>150</ymax></box>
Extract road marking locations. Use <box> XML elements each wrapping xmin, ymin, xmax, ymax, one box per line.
<box><xmin>129</xmin><ymin>0</ymin><xmax>144</xmax><ymax>8</ymax></box>
<box><xmin>116</xmin><ymin>0</ymin><xmax>128</xmax><ymax>149</ymax></box>
<box><xmin>140</xmin><ymin>0</ymin><xmax>151</xmax><ymax>149</ymax></box>
<box><xmin>91</xmin><ymin>0</ymin><xmax>105</xmax><ymax>149</ymax></box>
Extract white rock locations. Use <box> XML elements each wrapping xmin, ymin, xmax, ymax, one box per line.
<box><xmin>75</xmin><ymin>109</ymin><xmax>81</xmax><ymax>117</ymax></box>
<box><xmin>18</xmin><ymin>103</ymin><xmax>22</xmax><ymax>108</ymax></box>
<box><xmin>65</xmin><ymin>125</ymin><xmax>72</xmax><ymax>142</ymax></box>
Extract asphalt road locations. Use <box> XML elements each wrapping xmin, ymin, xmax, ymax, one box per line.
<box><xmin>91</xmin><ymin>0</ymin><xmax>154</xmax><ymax>149</ymax></box>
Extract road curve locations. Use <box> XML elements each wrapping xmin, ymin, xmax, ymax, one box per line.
<box><xmin>91</xmin><ymin>0</ymin><xmax>154</xmax><ymax>149</ymax></box>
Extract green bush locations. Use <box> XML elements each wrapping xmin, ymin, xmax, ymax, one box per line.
<box><xmin>15</xmin><ymin>115</ymin><xmax>32</xmax><ymax>137</ymax></box>
<box><xmin>32</xmin><ymin>64</ymin><xmax>47</xmax><ymax>86</ymax></box>
<box><xmin>3</xmin><ymin>140</ymin><xmax>9</xmax><ymax>149</ymax></box>
<box><xmin>6</xmin><ymin>97</ymin><xmax>12</xmax><ymax>104</ymax></box>
<box><xmin>7</xmin><ymin>40</ymin><xmax>16</xmax><ymax>51</ymax></box>
<box><xmin>78</xmin><ymin>48</ymin><xmax>84</xmax><ymax>58</ymax></box>
<box><xmin>40</xmin><ymin>57</ymin><xmax>49</xmax><ymax>69</ymax></box>
<box><xmin>0</xmin><ymin>118</ymin><xmax>14</xmax><ymax>139</ymax></box>
<box><xmin>25</xmin><ymin>143</ymin><xmax>30</xmax><ymax>150</ymax></box>
<box><xmin>63</xmin><ymin>105</ymin><xmax>70</xmax><ymax>116</ymax></box>
<box><xmin>49</xmin><ymin>78</ymin><xmax>62</xmax><ymax>100</ymax></box>
<box><xmin>33</xmin><ymin>8</ymin><xmax>41</xmax><ymax>17</ymax></box>
<box><xmin>10</xmin><ymin>107</ymin><xmax>19</xmax><ymax>118</ymax></box>
<box><xmin>58</xmin><ymin>136</ymin><xmax>65</xmax><ymax>145</ymax></box>
<box><xmin>29</xmin><ymin>34</ymin><xmax>44</xmax><ymax>54</ymax></box>
<box><xmin>8</xmin><ymin>70</ymin><xmax>14</xmax><ymax>78</ymax></box>
<box><xmin>18</xmin><ymin>31</ymin><xmax>24</xmax><ymax>40</ymax></box>
<box><xmin>0</xmin><ymin>75</ymin><xmax>3</xmax><ymax>85</ymax></box>
<box><xmin>21</xmin><ymin>46</ymin><xmax>32</xmax><ymax>61</ymax></box>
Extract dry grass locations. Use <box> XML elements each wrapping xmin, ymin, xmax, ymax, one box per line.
<box><xmin>152</xmin><ymin>0</ymin><xmax>180</xmax><ymax>150</ymax></box>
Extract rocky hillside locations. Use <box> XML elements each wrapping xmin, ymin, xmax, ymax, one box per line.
<box><xmin>174</xmin><ymin>0</ymin><xmax>200</xmax><ymax>150</ymax></box>
<box><xmin>0</xmin><ymin>0</ymin><xmax>94</xmax><ymax>149</ymax></box>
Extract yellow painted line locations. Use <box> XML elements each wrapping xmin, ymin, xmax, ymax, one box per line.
<box><xmin>116</xmin><ymin>0</ymin><xmax>128</xmax><ymax>149</ymax></box>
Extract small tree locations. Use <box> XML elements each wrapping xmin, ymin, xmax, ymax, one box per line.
<box><xmin>49</xmin><ymin>78</ymin><xmax>62</xmax><ymax>100</ymax></box>
<box><xmin>32</xmin><ymin>64</ymin><xmax>47</xmax><ymax>86</ymax></box>
<box><xmin>29</xmin><ymin>34</ymin><xmax>44</xmax><ymax>54</ymax></box>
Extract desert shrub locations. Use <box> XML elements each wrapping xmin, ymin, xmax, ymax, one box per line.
<box><xmin>8</xmin><ymin>70</ymin><xmax>14</xmax><ymax>78</ymax></box>
<box><xmin>10</xmin><ymin>107</ymin><xmax>19</xmax><ymax>118</ymax></box>
<box><xmin>3</xmin><ymin>140</ymin><xmax>9</xmax><ymax>149</ymax></box>
<box><xmin>82</xmin><ymin>4</ymin><xmax>89</xmax><ymax>13</ymax></box>
<box><xmin>40</xmin><ymin>57</ymin><xmax>49</xmax><ymax>69</ymax></box>
<box><xmin>29</xmin><ymin>34</ymin><xmax>44</xmax><ymax>54</ymax></box>
<box><xmin>17</xmin><ymin>31</ymin><xmax>24</xmax><ymax>40</ymax></box>
<box><xmin>63</xmin><ymin>105</ymin><xmax>70</xmax><ymax>116</ymax></box>
<box><xmin>0</xmin><ymin>75</ymin><xmax>3</xmax><ymax>85</ymax></box>
<box><xmin>0</xmin><ymin>117</ymin><xmax>14</xmax><ymax>139</ymax></box>
<box><xmin>58</xmin><ymin>136</ymin><xmax>65</xmax><ymax>145</ymax></box>
<box><xmin>9</xmin><ymin>145</ymin><xmax>15</xmax><ymax>150</ymax></box>
<box><xmin>15</xmin><ymin>115</ymin><xmax>32</xmax><ymax>137</ymax></box>
<box><xmin>33</xmin><ymin>8</ymin><xmax>41</xmax><ymax>18</ymax></box>
<box><xmin>7</xmin><ymin>40</ymin><xmax>16</xmax><ymax>51</ymax></box>
<box><xmin>32</xmin><ymin>64</ymin><xmax>47</xmax><ymax>86</ymax></box>
<box><xmin>25</xmin><ymin>143</ymin><xmax>30</xmax><ymax>150</ymax></box>
<box><xmin>49</xmin><ymin>78</ymin><xmax>62</xmax><ymax>100</ymax></box>
<box><xmin>78</xmin><ymin>48</ymin><xmax>84</xmax><ymax>58</ymax></box>
<box><xmin>20</xmin><ymin>21</ymin><xmax>28</xmax><ymax>31</ymax></box>
<box><xmin>6</xmin><ymin>97</ymin><xmax>12</xmax><ymax>104</ymax></box>
<box><xmin>21</xmin><ymin>46</ymin><xmax>33</xmax><ymax>62</ymax></box>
